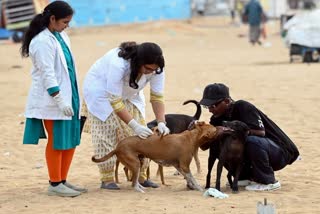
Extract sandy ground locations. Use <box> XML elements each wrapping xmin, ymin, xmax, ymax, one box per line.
<box><xmin>1</xmin><ymin>16</ymin><xmax>320</xmax><ymax>213</ymax></box>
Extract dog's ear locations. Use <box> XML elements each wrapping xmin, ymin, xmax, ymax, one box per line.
<box><xmin>193</xmin><ymin>121</ymin><xmax>206</xmax><ymax>130</ymax></box>
<box><xmin>187</xmin><ymin>120</ymin><xmax>197</xmax><ymax>130</ymax></box>
<box><xmin>200</xmin><ymin>124</ymin><xmax>218</xmax><ymax>140</ymax></box>
<box><xmin>197</xmin><ymin>121</ymin><xmax>205</xmax><ymax>126</ymax></box>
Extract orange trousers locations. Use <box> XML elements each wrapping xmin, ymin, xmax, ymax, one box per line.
<box><xmin>44</xmin><ymin>120</ymin><xmax>75</xmax><ymax>182</ymax></box>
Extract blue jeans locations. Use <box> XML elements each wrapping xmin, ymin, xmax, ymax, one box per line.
<box><xmin>240</xmin><ymin>136</ymin><xmax>287</xmax><ymax>184</ymax></box>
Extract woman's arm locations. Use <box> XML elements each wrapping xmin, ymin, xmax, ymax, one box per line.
<box><xmin>109</xmin><ymin>95</ymin><xmax>153</xmax><ymax>139</ymax></box>
<box><xmin>115</xmin><ymin>108</ymin><xmax>133</xmax><ymax>124</ymax></box>
<box><xmin>151</xmin><ymin>100</ymin><xmax>166</xmax><ymax>123</ymax></box>
<box><xmin>108</xmin><ymin>93</ymin><xmax>133</xmax><ymax>124</ymax></box>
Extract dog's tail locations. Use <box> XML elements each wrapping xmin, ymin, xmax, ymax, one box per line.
<box><xmin>183</xmin><ymin>99</ymin><xmax>201</xmax><ymax>120</ymax></box>
<box><xmin>92</xmin><ymin>150</ymin><xmax>116</xmax><ymax>163</ymax></box>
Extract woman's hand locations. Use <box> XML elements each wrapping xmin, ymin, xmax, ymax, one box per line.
<box><xmin>157</xmin><ymin>122</ymin><xmax>170</xmax><ymax>135</ymax></box>
<box><xmin>128</xmin><ymin>119</ymin><xmax>153</xmax><ymax>139</ymax></box>
<box><xmin>53</xmin><ymin>93</ymin><xmax>74</xmax><ymax>116</ymax></box>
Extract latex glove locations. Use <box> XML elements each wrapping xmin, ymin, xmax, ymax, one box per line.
<box><xmin>53</xmin><ymin>93</ymin><xmax>74</xmax><ymax>117</ymax></box>
<box><xmin>157</xmin><ymin>122</ymin><xmax>170</xmax><ymax>135</ymax></box>
<box><xmin>128</xmin><ymin>119</ymin><xmax>153</xmax><ymax>139</ymax></box>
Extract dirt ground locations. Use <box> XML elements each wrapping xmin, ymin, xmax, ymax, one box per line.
<box><xmin>1</xmin><ymin>16</ymin><xmax>319</xmax><ymax>213</ymax></box>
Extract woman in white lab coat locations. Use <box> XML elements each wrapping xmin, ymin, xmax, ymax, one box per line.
<box><xmin>21</xmin><ymin>1</ymin><xmax>86</xmax><ymax>197</ymax></box>
<box><xmin>83</xmin><ymin>41</ymin><xmax>170</xmax><ymax>190</ymax></box>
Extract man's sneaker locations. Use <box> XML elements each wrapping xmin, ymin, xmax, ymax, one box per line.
<box><xmin>48</xmin><ymin>183</ymin><xmax>81</xmax><ymax>197</ymax></box>
<box><xmin>100</xmin><ymin>182</ymin><xmax>120</xmax><ymax>190</ymax></box>
<box><xmin>226</xmin><ymin>180</ymin><xmax>253</xmax><ymax>187</ymax></box>
<box><xmin>245</xmin><ymin>181</ymin><xmax>281</xmax><ymax>191</ymax></box>
<box><xmin>140</xmin><ymin>179</ymin><xmax>159</xmax><ymax>188</ymax></box>
<box><xmin>64</xmin><ymin>182</ymin><xmax>88</xmax><ymax>193</ymax></box>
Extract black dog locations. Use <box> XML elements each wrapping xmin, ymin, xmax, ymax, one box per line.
<box><xmin>147</xmin><ymin>100</ymin><xmax>201</xmax><ymax>133</ymax></box>
<box><xmin>205</xmin><ymin>120</ymin><xmax>249</xmax><ymax>193</ymax></box>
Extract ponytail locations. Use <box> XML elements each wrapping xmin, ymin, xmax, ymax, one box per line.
<box><xmin>20</xmin><ymin>12</ymin><xmax>50</xmax><ymax>57</ymax></box>
<box><xmin>20</xmin><ymin>1</ymin><xmax>74</xmax><ymax>57</ymax></box>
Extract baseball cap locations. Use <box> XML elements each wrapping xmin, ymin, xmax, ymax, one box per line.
<box><xmin>199</xmin><ymin>83</ymin><xmax>229</xmax><ymax>106</ymax></box>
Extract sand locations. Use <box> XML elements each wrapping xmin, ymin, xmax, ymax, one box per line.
<box><xmin>1</xmin><ymin>16</ymin><xmax>319</xmax><ymax>213</ymax></box>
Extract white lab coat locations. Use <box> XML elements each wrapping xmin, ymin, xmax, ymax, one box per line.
<box><xmin>83</xmin><ymin>48</ymin><xmax>165</xmax><ymax>122</ymax></box>
<box><xmin>24</xmin><ymin>28</ymin><xmax>81</xmax><ymax>120</ymax></box>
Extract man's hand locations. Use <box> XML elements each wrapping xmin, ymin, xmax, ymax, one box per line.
<box><xmin>215</xmin><ymin>126</ymin><xmax>233</xmax><ymax>137</ymax></box>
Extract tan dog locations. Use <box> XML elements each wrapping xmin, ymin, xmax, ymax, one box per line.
<box><xmin>92</xmin><ymin>122</ymin><xmax>218</xmax><ymax>193</ymax></box>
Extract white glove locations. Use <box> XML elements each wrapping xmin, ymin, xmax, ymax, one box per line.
<box><xmin>128</xmin><ymin>119</ymin><xmax>153</xmax><ymax>139</ymax></box>
<box><xmin>53</xmin><ymin>93</ymin><xmax>74</xmax><ymax>117</ymax></box>
<box><xmin>157</xmin><ymin>122</ymin><xmax>170</xmax><ymax>135</ymax></box>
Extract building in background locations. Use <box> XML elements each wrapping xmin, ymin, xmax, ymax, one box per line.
<box><xmin>0</xmin><ymin>0</ymin><xmax>48</xmax><ymax>42</ymax></box>
<box><xmin>65</xmin><ymin>0</ymin><xmax>191</xmax><ymax>27</ymax></box>
<box><xmin>1</xmin><ymin>0</ymin><xmax>48</xmax><ymax>30</ymax></box>
<box><xmin>1</xmin><ymin>0</ymin><xmax>191</xmax><ymax>29</ymax></box>
<box><xmin>199</xmin><ymin>0</ymin><xmax>319</xmax><ymax>18</ymax></box>
<box><xmin>1</xmin><ymin>0</ymin><xmax>319</xmax><ymax>30</ymax></box>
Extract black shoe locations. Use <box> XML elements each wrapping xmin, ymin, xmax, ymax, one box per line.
<box><xmin>140</xmin><ymin>180</ymin><xmax>159</xmax><ymax>188</ymax></box>
<box><xmin>100</xmin><ymin>182</ymin><xmax>120</xmax><ymax>190</ymax></box>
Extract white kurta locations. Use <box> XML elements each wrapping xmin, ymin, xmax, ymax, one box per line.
<box><xmin>83</xmin><ymin>48</ymin><xmax>165</xmax><ymax>122</ymax></box>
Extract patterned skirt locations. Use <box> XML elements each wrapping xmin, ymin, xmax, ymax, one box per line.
<box><xmin>83</xmin><ymin>100</ymin><xmax>148</xmax><ymax>182</ymax></box>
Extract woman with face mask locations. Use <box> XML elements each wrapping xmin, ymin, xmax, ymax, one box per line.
<box><xmin>83</xmin><ymin>41</ymin><xmax>170</xmax><ymax>190</ymax></box>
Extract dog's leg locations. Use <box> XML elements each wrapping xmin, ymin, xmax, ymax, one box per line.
<box><xmin>231</xmin><ymin>164</ymin><xmax>243</xmax><ymax>193</ymax></box>
<box><xmin>194</xmin><ymin>147</ymin><xmax>201</xmax><ymax>174</ymax></box>
<box><xmin>175</xmin><ymin>167</ymin><xmax>193</xmax><ymax>189</ymax></box>
<box><xmin>119</xmin><ymin>154</ymin><xmax>145</xmax><ymax>193</ymax></box>
<box><xmin>159</xmin><ymin>165</ymin><xmax>165</xmax><ymax>185</ymax></box>
<box><xmin>184</xmin><ymin>173</ymin><xmax>195</xmax><ymax>190</ymax></box>
<box><xmin>123</xmin><ymin>167</ymin><xmax>131</xmax><ymax>181</ymax></box>
<box><xmin>205</xmin><ymin>153</ymin><xmax>216</xmax><ymax>189</ymax></box>
<box><xmin>115</xmin><ymin>159</ymin><xmax>120</xmax><ymax>183</ymax></box>
<box><xmin>156</xmin><ymin>165</ymin><xmax>165</xmax><ymax>185</ymax></box>
<box><xmin>227</xmin><ymin>171</ymin><xmax>233</xmax><ymax>188</ymax></box>
<box><xmin>146</xmin><ymin>166</ymin><xmax>150</xmax><ymax>180</ymax></box>
<box><xmin>178</xmin><ymin>164</ymin><xmax>203</xmax><ymax>191</ymax></box>
<box><xmin>184</xmin><ymin>172</ymin><xmax>203</xmax><ymax>191</ymax></box>
<box><xmin>188</xmin><ymin>173</ymin><xmax>203</xmax><ymax>191</ymax></box>
<box><xmin>215</xmin><ymin>160</ymin><xmax>224</xmax><ymax>191</ymax></box>
<box><xmin>132</xmin><ymin>167</ymin><xmax>145</xmax><ymax>193</ymax></box>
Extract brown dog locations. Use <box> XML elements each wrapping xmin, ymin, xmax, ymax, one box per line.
<box><xmin>115</xmin><ymin>100</ymin><xmax>202</xmax><ymax>184</ymax></box>
<box><xmin>92</xmin><ymin>122</ymin><xmax>218</xmax><ymax>193</ymax></box>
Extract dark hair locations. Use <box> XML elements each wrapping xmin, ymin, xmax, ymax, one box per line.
<box><xmin>118</xmin><ymin>41</ymin><xmax>165</xmax><ymax>89</ymax></box>
<box><xmin>20</xmin><ymin>1</ymin><xmax>74</xmax><ymax>57</ymax></box>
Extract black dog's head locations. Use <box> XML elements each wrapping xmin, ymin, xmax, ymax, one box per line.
<box><xmin>222</xmin><ymin>120</ymin><xmax>250</xmax><ymax>141</ymax></box>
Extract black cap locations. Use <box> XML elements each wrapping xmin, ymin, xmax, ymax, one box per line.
<box><xmin>199</xmin><ymin>83</ymin><xmax>229</xmax><ymax>106</ymax></box>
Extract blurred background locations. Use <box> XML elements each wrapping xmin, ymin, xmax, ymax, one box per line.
<box><xmin>0</xmin><ymin>0</ymin><xmax>319</xmax><ymax>35</ymax></box>
<box><xmin>1</xmin><ymin>0</ymin><xmax>320</xmax><ymax>64</ymax></box>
